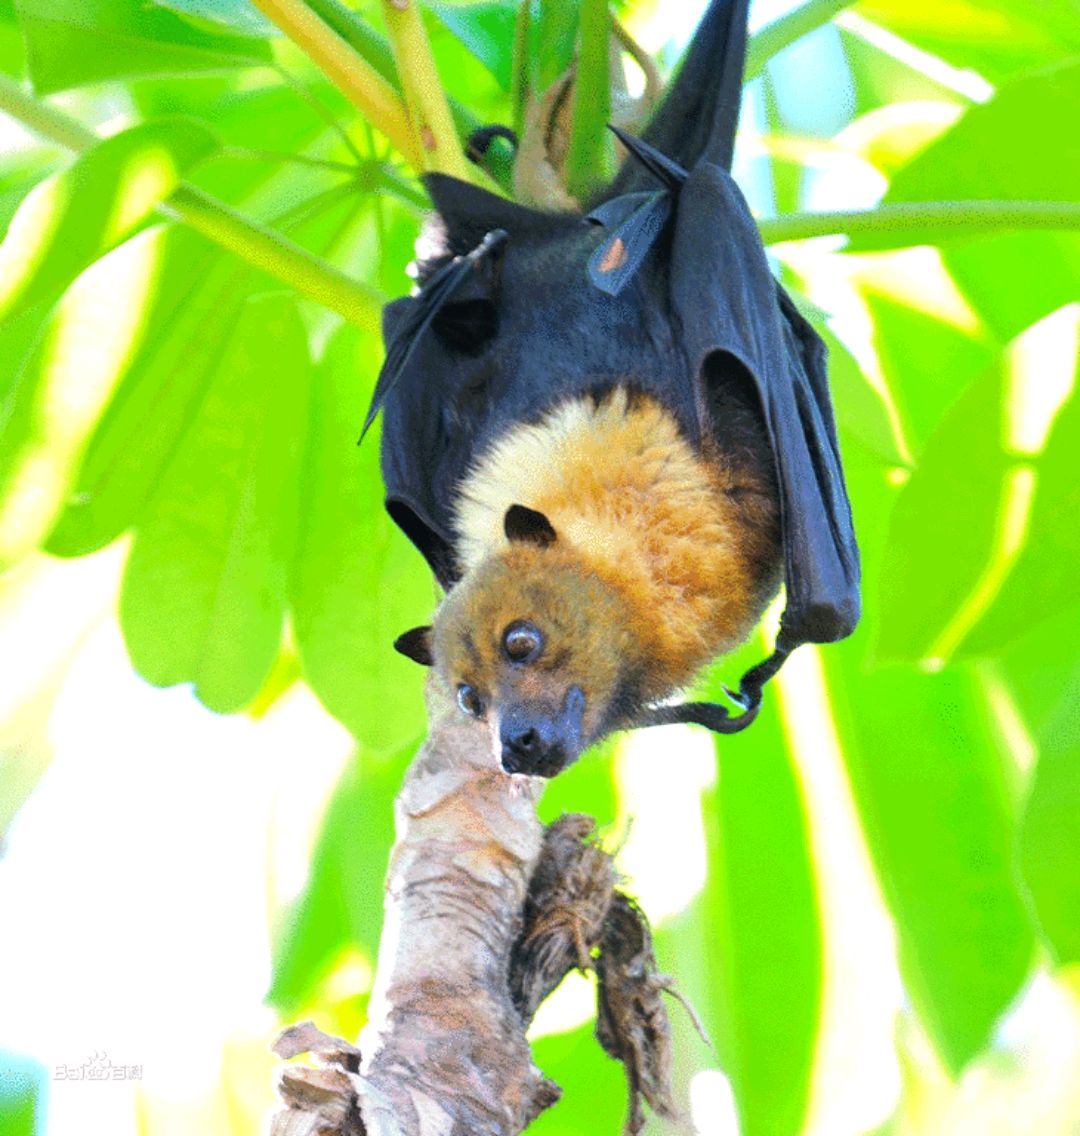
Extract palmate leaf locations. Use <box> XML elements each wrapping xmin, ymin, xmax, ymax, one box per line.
<box><xmin>119</xmin><ymin>294</ymin><xmax>311</xmax><ymax>713</ymax></box>
<box><xmin>833</xmin><ymin>660</ymin><xmax>1035</xmax><ymax>1074</ymax></box>
<box><xmin>875</xmin><ymin>364</ymin><xmax>1080</xmax><ymax>666</ymax></box>
<box><xmin>147</xmin><ymin>0</ymin><xmax>278</xmax><ymax>40</ymax></box>
<box><xmin>847</xmin><ymin>61</ymin><xmax>1080</xmax><ymax>342</ymax></box>
<box><xmin>701</xmin><ymin>704</ymin><xmax>822</xmax><ymax>1136</ymax></box>
<box><xmin>861</xmin><ymin>290</ymin><xmax>1000</xmax><ymax>458</ymax></box>
<box><xmin>44</xmin><ymin>227</ymin><xmax>251</xmax><ymax>558</ymax></box>
<box><xmin>15</xmin><ymin>0</ymin><xmax>270</xmax><ymax>93</ymax></box>
<box><xmin>43</xmin><ymin>87</ymin><xmax>347</xmax><ymax>561</ymax></box>
<box><xmin>855</xmin><ymin>0</ymin><xmax>1080</xmax><ymax>85</ymax></box>
<box><xmin>958</xmin><ymin>387</ymin><xmax>1080</xmax><ymax>657</ymax></box>
<box><xmin>1016</xmin><ymin>648</ymin><xmax>1080</xmax><ymax>966</ymax></box>
<box><xmin>0</xmin><ymin>118</ymin><xmax>218</xmax><ymax>323</ymax></box>
<box><xmin>872</xmin><ymin>360</ymin><xmax>1007</xmax><ymax>663</ymax></box>
<box><xmin>0</xmin><ymin>225</ymin><xmax>173</xmax><ymax>570</ymax></box>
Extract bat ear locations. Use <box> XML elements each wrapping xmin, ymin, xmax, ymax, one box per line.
<box><xmin>504</xmin><ymin>504</ymin><xmax>557</xmax><ymax>547</ymax></box>
<box><xmin>394</xmin><ymin>626</ymin><xmax>434</xmax><ymax>667</ymax></box>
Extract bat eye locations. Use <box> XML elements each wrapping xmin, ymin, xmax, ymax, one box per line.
<box><xmin>457</xmin><ymin>683</ymin><xmax>485</xmax><ymax>719</ymax></box>
<box><xmin>503</xmin><ymin>620</ymin><xmax>543</xmax><ymax>664</ymax></box>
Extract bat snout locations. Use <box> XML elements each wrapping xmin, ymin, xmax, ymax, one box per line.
<box><xmin>499</xmin><ymin>686</ymin><xmax>585</xmax><ymax>778</ymax></box>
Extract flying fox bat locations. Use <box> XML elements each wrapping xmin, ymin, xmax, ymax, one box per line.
<box><xmin>364</xmin><ymin>0</ymin><xmax>860</xmax><ymax>778</ymax></box>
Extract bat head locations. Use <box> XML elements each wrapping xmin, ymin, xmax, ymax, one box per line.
<box><xmin>395</xmin><ymin>504</ymin><xmax>648</xmax><ymax>777</ymax></box>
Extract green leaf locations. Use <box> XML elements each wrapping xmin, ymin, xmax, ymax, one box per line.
<box><xmin>269</xmin><ymin>747</ymin><xmax>406</xmax><ymax>1012</ymax></box>
<box><xmin>429</xmin><ymin>2</ymin><xmax>515</xmax><ymax>91</ymax></box>
<box><xmin>120</xmin><ymin>294</ymin><xmax>311</xmax><ymax>712</ymax></box>
<box><xmin>528</xmin><ymin>1023</ymin><xmax>628</xmax><ymax>1136</ymax></box>
<box><xmin>863</xmin><ymin>292</ymin><xmax>999</xmax><ymax>456</ymax></box>
<box><xmin>700</xmin><ymin>705</ymin><xmax>823</xmax><ymax>1136</ymax></box>
<box><xmin>44</xmin><ymin>228</ymin><xmax>249</xmax><ymax>557</ymax></box>
<box><xmin>855</xmin><ymin>0</ymin><xmax>1080</xmax><ymax>85</ymax></box>
<box><xmin>46</xmin><ymin>100</ymin><xmax>344</xmax><ymax>560</ymax></box>
<box><xmin>851</xmin><ymin>62</ymin><xmax>1080</xmax><ymax>341</ymax></box>
<box><xmin>0</xmin><ymin>225</ymin><xmax>170</xmax><ymax>570</ymax></box>
<box><xmin>959</xmin><ymin>389</ymin><xmax>1080</xmax><ymax>656</ymax></box>
<box><xmin>790</xmin><ymin>292</ymin><xmax>907</xmax><ymax>466</ymax></box>
<box><xmin>0</xmin><ymin>144</ymin><xmax>64</xmax><ymax>237</ymax></box>
<box><xmin>0</xmin><ymin>118</ymin><xmax>217</xmax><ymax>323</ymax></box>
<box><xmin>0</xmin><ymin>0</ymin><xmax>27</xmax><ymax>78</ymax></box>
<box><xmin>873</xmin><ymin>362</ymin><xmax>1007</xmax><ymax>663</ymax></box>
<box><xmin>290</xmin><ymin>323</ymin><xmax>429</xmax><ymax>751</ymax></box>
<box><xmin>16</xmin><ymin>0</ymin><xmax>270</xmax><ymax>93</ymax></box>
<box><xmin>855</xmin><ymin>57</ymin><xmax>1080</xmax><ymax>225</ymax></box>
<box><xmin>995</xmin><ymin>604</ymin><xmax>1080</xmax><ymax>742</ymax></box>
<box><xmin>148</xmin><ymin>0</ymin><xmax>277</xmax><ymax>39</ymax></box>
<box><xmin>1017</xmin><ymin>661</ymin><xmax>1080</xmax><ymax>966</ymax></box>
<box><xmin>836</xmin><ymin>663</ymin><xmax>1034</xmax><ymax>1073</ymax></box>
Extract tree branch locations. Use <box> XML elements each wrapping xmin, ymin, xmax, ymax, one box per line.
<box><xmin>271</xmin><ymin>690</ymin><xmax>679</xmax><ymax>1136</ymax></box>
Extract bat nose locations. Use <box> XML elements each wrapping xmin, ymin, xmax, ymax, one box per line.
<box><xmin>500</xmin><ymin>719</ymin><xmax>562</xmax><ymax>775</ymax></box>
<box><xmin>504</xmin><ymin>724</ymin><xmax>540</xmax><ymax>757</ymax></box>
<box><xmin>499</xmin><ymin>686</ymin><xmax>585</xmax><ymax>777</ymax></box>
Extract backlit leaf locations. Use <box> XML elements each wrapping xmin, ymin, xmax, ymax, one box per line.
<box><xmin>120</xmin><ymin>294</ymin><xmax>311</xmax><ymax>712</ymax></box>
<box><xmin>0</xmin><ymin>118</ymin><xmax>218</xmax><ymax>323</ymax></box>
<box><xmin>16</xmin><ymin>0</ymin><xmax>270</xmax><ymax>93</ymax></box>
<box><xmin>290</xmin><ymin>323</ymin><xmax>430</xmax><ymax>752</ymax></box>
<box><xmin>44</xmin><ymin>228</ymin><xmax>250</xmax><ymax>558</ymax></box>
<box><xmin>959</xmin><ymin>388</ymin><xmax>1080</xmax><ymax>656</ymax></box>
<box><xmin>0</xmin><ymin>225</ymin><xmax>166</xmax><ymax>570</ymax></box>
<box><xmin>855</xmin><ymin>0</ymin><xmax>1080</xmax><ymax>85</ymax></box>
<box><xmin>148</xmin><ymin>0</ymin><xmax>277</xmax><ymax>39</ymax></box>
<box><xmin>873</xmin><ymin>362</ymin><xmax>1007</xmax><ymax>663</ymax></box>
<box><xmin>850</xmin><ymin>61</ymin><xmax>1080</xmax><ymax>341</ymax></box>
<box><xmin>700</xmin><ymin>703</ymin><xmax>823</xmax><ymax>1136</ymax></box>
<box><xmin>1017</xmin><ymin>658</ymin><xmax>1080</xmax><ymax>965</ymax></box>
<box><xmin>430</xmin><ymin>3</ymin><xmax>515</xmax><ymax>91</ymax></box>
<box><xmin>835</xmin><ymin>662</ymin><xmax>1035</xmax><ymax>1073</ymax></box>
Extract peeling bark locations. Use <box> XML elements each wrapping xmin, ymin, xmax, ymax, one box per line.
<box><xmin>271</xmin><ymin>694</ymin><xmax>678</xmax><ymax>1136</ymax></box>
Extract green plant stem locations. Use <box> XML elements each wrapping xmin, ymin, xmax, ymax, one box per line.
<box><xmin>224</xmin><ymin>146</ymin><xmax>363</xmax><ymax>174</ymax></box>
<box><xmin>381</xmin><ymin>0</ymin><xmax>474</xmax><ymax>181</ymax></box>
<box><xmin>305</xmin><ymin>0</ymin><xmax>400</xmax><ymax>81</ymax></box>
<box><xmin>759</xmin><ymin>200</ymin><xmax>1080</xmax><ymax>248</ymax></box>
<box><xmin>0</xmin><ymin>74</ymin><xmax>382</xmax><ymax>330</ymax></box>
<box><xmin>564</xmin><ymin>0</ymin><xmax>613</xmax><ymax>201</ymax></box>
<box><xmin>165</xmin><ymin>186</ymin><xmax>381</xmax><ymax>326</ymax></box>
<box><xmin>250</xmin><ymin>0</ymin><xmax>422</xmax><ymax>169</ymax></box>
<box><xmin>510</xmin><ymin>0</ymin><xmax>531</xmax><ymax>137</ymax></box>
<box><xmin>302</xmin><ymin>0</ymin><xmax>513</xmax><ymax>190</ymax></box>
<box><xmin>0</xmin><ymin>73</ymin><xmax>97</xmax><ymax>151</ymax></box>
<box><xmin>745</xmin><ymin>0</ymin><xmax>859</xmax><ymax>80</ymax></box>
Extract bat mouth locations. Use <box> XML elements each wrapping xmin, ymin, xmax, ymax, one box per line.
<box><xmin>499</xmin><ymin>686</ymin><xmax>585</xmax><ymax>778</ymax></box>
